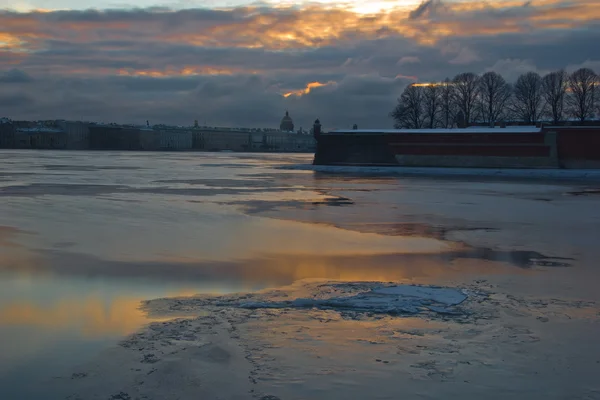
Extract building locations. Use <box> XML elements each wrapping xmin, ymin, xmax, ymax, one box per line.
<box><xmin>14</xmin><ymin>127</ymin><xmax>68</xmax><ymax>149</ymax></box>
<box><xmin>89</xmin><ymin>125</ymin><xmax>143</xmax><ymax>150</ymax></box>
<box><xmin>157</xmin><ymin>128</ymin><xmax>193</xmax><ymax>150</ymax></box>
<box><xmin>0</xmin><ymin>118</ymin><xmax>15</xmax><ymax>148</ymax></box>
<box><xmin>313</xmin><ymin>124</ymin><xmax>600</xmax><ymax>168</ymax></box>
<box><xmin>139</xmin><ymin>128</ymin><xmax>161</xmax><ymax>150</ymax></box>
<box><xmin>195</xmin><ymin>129</ymin><xmax>253</xmax><ymax>151</ymax></box>
<box><xmin>56</xmin><ymin>121</ymin><xmax>90</xmax><ymax>149</ymax></box>
<box><xmin>279</xmin><ymin>111</ymin><xmax>294</xmax><ymax>132</ymax></box>
<box><xmin>262</xmin><ymin>131</ymin><xmax>316</xmax><ymax>152</ymax></box>
<box><xmin>191</xmin><ymin>128</ymin><xmax>315</xmax><ymax>152</ymax></box>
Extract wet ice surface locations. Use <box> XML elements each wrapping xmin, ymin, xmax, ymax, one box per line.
<box><xmin>51</xmin><ymin>279</ymin><xmax>600</xmax><ymax>400</ymax></box>
<box><xmin>231</xmin><ymin>283</ymin><xmax>468</xmax><ymax>315</ymax></box>
<box><xmin>1</xmin><ymin>150</ymin><xmax>600</xmax><ymax>399</ymax></box>
<box><xmin>279</xmin><ymin>163</ymin><xmax>600</xmax><ymax>182</ymax></box>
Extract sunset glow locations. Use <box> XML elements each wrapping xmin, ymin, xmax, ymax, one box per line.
<box><xmin>0</xmin><ymin>0</ymin><xmax>598</xmax><ymax>126</ymax></box>
<box><xmin>283</xmin><ymin>81</ymin><xmax>337</xmax><ymax>97</ymax></box>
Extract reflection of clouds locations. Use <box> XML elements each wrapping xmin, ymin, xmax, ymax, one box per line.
<box><xmin>0</xmin><ymin>197</ymin><xmax>450</xmax><ymax>264</ymax></box>
<box><xmin>2</xmin><ymin>245</ymin><xmax>529</xmax><ymax>291</ymax></box>
<box><xmin>0</xmin><ymin>290</ymin><xmax>197</xmax><ymax>338</ymax></box>
<box><xmin>0</xmin><ymin>226</ymin><xmax>28</xmax><ymax>248</ymax></box>
<box><xmin>0</xmin><ymin>296</ymin><xmax>148</xmax><ymax>337</ymax></box>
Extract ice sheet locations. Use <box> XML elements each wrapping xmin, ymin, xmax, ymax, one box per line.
<box><xmin>235</xmin><ymin>284</ymin><xmax>468</xmax><ymax>315</ymax></box>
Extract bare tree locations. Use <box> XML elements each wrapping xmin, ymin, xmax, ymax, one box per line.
<box><xmin>477</xmin><ymin>71</ymin><xmax>512</xmax><ymax>126</ymax></box>
<box><xmin>423</xmin><ymin>84</ymin><xmax>441</xmax><ymax>128</ymax></box>
<box><xmin>390</xmin><ymin>84</ymin><xmax>425</xmax><ymax>129</ymax></box>
<box><xmin>541</xmin><ymin>70</ymin><xmax>568</xmax><ymax>124</ymax></box>
<box><xmin>567</xmin><ymin>68</ymin><xmax>598</xmax><ymax>122</ymax></box>
<box><xmin>452</xmin><ymin>72</ymin><xmax>479</xmax><ymax>126</ymax></box>
<box><xmin>439</xmin><ymin>78</ymin><xmax>455</xmax><ymax>128</ymax></box>
<box><xmin>513</xmin><ymin>72</ymin><xmax>543</xmax><ymax>124</ymax></box>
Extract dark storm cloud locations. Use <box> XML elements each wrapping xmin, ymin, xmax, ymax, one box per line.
<box><xmin>409</xmin><ymin>0</ymin><xmax>447</xmax><ymax>20</ymax></box>
<box><xmin>0</xmin><ymin>0</ymin><xmax>599</xmax><ymax>128</ymax></box>
<box><xmin>0</xmin><ymin>93</ymin><xmax>35</xmax><ymax>107</ymax></box>
<box><xmin>0</xmin><ymin>69</ymin><xmax>33</xmax><ymax>83</ymax></box>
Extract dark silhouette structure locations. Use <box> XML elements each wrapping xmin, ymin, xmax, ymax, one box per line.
<box><xmin>312</xmin><ymin>118</ymin><xmax>321</xmax><ymax>138</ymax></box>
<box><xmin>280</xmin><ymin>111</ymin><xmax>294</xmax><ymax>132</ymax></box>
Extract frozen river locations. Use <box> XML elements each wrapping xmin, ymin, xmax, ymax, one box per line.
<box><xmin>1</xmin><ymin>150</ymin><xmax>599</xmax><ymax>399</ymax></box>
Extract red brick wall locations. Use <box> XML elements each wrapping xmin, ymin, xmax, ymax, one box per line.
<box><xmin>554</xmin><ymin>128</ymin><xmax>600</xmax><ymax>161</ymax></box>
<box><xmin>387</xmin><ymin>131</ymin><xmax>550</xmax><ymax>158</ymax></box>
<box><xmin>390</xmin><ymin>144</ymin><xmax>550</xmax><ymax>157</ymax></box>
<box><xmin>389</xmin><ymin>133</ymin><xmax>545</xmax><ymax>145</ymax></box>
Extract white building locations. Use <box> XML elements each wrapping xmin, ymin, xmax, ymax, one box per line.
<box><xmin>56</xmin><ymin>121</ymin><xmax>90</xmax><ymax>149</ymax></box>
<box><xmin>157</xmin><ymin>129</ymin><xmax>193</xmax><ymax>150</ymax></box>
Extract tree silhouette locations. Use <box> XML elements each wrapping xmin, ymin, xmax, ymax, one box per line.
<box><xmin>389</xmin><ymin>66</ymin><xmax>598</xmax><ymax>127</ymax></box>
<box><xmin>439</xmin><ymin>78</ymin><xmax>456</xmax><ymax>128</ymax></box>
<box><xmin>478</xmin><ymin>71</ymin><xmax>512</xmax><ymax>126</ymax></box>
<box><xmin>423</xmin><ymin>84</ymin><xmax>441</xmax><ymax>129</ymax></box>
<box><xmin>390</xmin><ymin>84</ymin><xmax>425</xmax><ymax>129</ymax></box>
<box><xmin>567</xmin><ymin>68</ymin><xmax>598</xmax><ymax>122</ymax></box>
<box><xmin>452</xmin><ymin>72</ymin><xmax>480</xmax><ymax>126</ymax></box>
<box><xmin>513</xmin><ymin>72</ymin><xmax>543</xmax><ymax>124</ymax></box>
<box><xmin>541</xmin><ymin>70</ymin><xmax>568</xmax><ymax>125</ymax></box>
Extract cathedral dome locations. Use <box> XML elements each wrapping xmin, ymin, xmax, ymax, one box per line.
<box><xmin>280</xmin><ymin>111</ymin><xmax>294</xmax><ymax>132</ymax></box>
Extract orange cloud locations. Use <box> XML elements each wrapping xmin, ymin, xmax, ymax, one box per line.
<box><xmin>0</xmin><ymin>0</ymin><xmax>599</xmax><ymax>56</ymax></box>
<box><xmin>116</xmin><ymin>66</ymin><xmax>251</xmax><ymax>78</ymax></box>
<box><xmin>0</xmin><ymin>32</ymin><xmax>24</xmax><ymax>49</ymax></box>
<box><xmin>283</xmin><ymin>81</ymin><xmax>337</xmax><ymax>97</ymax></box>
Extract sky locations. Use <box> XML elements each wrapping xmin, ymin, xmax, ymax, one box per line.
<box><xmin>0</xmin><ymin>0</ymin><xmax>599</xmax><ymax>129</ymax></box>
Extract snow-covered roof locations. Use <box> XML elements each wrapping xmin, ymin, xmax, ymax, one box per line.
<box><xmin>330</xmin><ymin>127</ymin><xmax>542</xmax><ymax>134</ymax></box>
<box><xmin>16</xmin><ymin>127</ymin><xmax>64</xmax><ymax>133</ymax></box>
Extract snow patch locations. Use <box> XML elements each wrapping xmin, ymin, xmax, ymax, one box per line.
<box><xmin>234</xmin><ymin>284</ymin><xmax>468</xmax><ymax>316</ymax></box>
<box><xmin>372</xmin><ymin>285</ymin><xmax>467</xmax><ymax>305</ymax></box>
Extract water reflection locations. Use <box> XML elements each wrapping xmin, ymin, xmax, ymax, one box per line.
<box><xmin>0</xmin><ymin>150</ymin><xmax>559</xmax><ymax>398</ymax></box>
<box><xmin>0</xmin><ymin>296</ymin><xmax>150</xmax><ymax>337</ymax></box>
<box><xmin>3</xmin><ymin>243</ymin><xmax>539</xmax><ymax>289</ymax></box>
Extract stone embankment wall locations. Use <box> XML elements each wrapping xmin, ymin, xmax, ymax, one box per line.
<box><xmin>313</xmin><ymin>127</ymin><xmax>600</xmax><ymax>169</ymax></box>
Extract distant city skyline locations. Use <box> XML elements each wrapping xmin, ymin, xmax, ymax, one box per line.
<box><xmin>1</xmin><ymin>0</ymin><xmax>599</xmax><ymax>128</ymax></box>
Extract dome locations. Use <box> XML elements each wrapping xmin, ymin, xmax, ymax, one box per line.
<box><xmin>280</xmin><ymin>111</ymin><xmax>294</xmax><ymax>132</ymax></box>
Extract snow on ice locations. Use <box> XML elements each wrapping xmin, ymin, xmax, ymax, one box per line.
<box><xmin>233</xmin><ymin>284</ymin><xmax>468</xmax><ymax>316</ymax></box>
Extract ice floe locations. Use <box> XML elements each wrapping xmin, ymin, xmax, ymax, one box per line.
<box><xmin>228</xmin><ymin>284</ymin><xmax>468</xmax><ymax>316</ymax></box>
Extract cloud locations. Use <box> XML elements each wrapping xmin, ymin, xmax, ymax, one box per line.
<box><xmin>448</xmin><ymin>47</ymin><xmax>481</xmax><ymax>65</ymax></box>
<box><xmin>485</xmin><ymin>58</ymin><xmax>543</xmax><ymax>82</ymax></box>
<box><xmin>397</xmin><ymin>56</ymin><xmax>421</xmax><ymax>66</ymax></box>
<box><xmin>408</xmin><ymin>0</ymin><xmax>446</xmax><ymax>20</ymax></box>
<box><xmin>283</xmin><ymin>81</ymin><xmax>337</xmax><ymax>98</ymax></box>
<box><xmin>0</xmin><ymin>1</ymin><xmax>599</xmax><ymax>127</ymax></box>
<box><xmin>0</xmin><ymin>93</ymin><xmax>35</xmax><ymax>107</ymax></box>
<box><xmin>0</xmin><ymin>68</ymin><xmax>33</xmax><ymax>83</ymax></box>
<box><xmin>565</xmin><ymin>59</ymin><xmax>600</xmax><ymax>74</ymax></box>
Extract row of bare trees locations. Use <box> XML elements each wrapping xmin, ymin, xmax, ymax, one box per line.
<box><xmin>390</xmin><ymin>68</ymin><xmax>599</xmax><ymax>129</ymax></box>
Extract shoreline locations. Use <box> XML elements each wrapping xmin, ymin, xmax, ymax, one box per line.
<box><xmin>278</xmin><ymin>164</ymin><xmax>600</xmax><ymax>183</ymax></box>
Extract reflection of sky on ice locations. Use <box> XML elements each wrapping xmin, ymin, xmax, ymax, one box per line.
<box><xmin>0</xmin><ymin>150</ymin><xmax>454</xmax><ymax>397</ymax></box>
<box><xmin>3</xmin><ymin>149</ymin><xmax>595</xmax><ymax>398</ymax></box>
